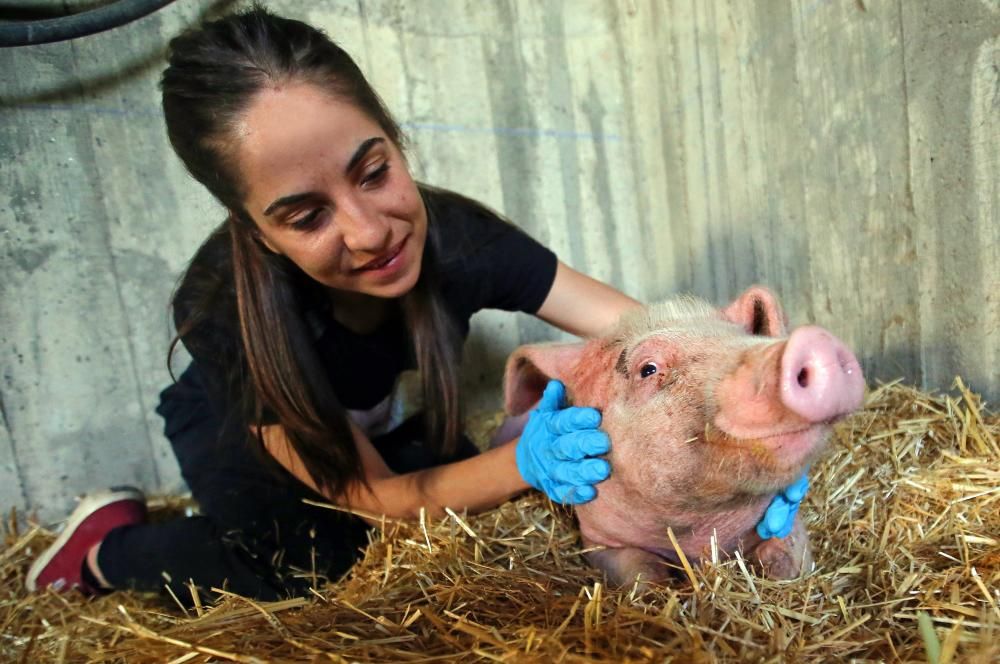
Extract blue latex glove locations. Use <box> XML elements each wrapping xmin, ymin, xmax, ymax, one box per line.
<box><xmin>756</xmin><ymin>472</ymin><xmax>810</xmax><ymax>539</ymax></box>
<box><xmin>515</xmin><ymin>380</ymin><xmax>611</xmax><ymax>505</ymax></box>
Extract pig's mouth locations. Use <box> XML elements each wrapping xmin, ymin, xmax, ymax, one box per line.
<box><xmin>703</xmin><ymin>421</ymin><xmax>830</xmax><ymax>472</ymax></box>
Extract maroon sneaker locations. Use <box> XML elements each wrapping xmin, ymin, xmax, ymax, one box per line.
<box><xmin>26</xmin><ymin>486</ymin><xmax>147</xmax><ymax>593</ymax></box>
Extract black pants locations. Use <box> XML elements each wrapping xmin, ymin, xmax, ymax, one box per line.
<box><xmin>98</xmin><ymin>364</ymin><xmax>478</xmax><ymax>602</ymax></box>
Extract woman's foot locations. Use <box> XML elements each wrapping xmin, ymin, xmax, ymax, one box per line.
<box><xmin>26</xmin><ymin>486</ymin><xmax>147</xmax><ymax>594</ymax></box>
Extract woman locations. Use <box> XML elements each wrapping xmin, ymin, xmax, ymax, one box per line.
<box><xmin>27</xmin><ymin>7</ymin><xmax>804</xmax><ymax>602</ymax></box>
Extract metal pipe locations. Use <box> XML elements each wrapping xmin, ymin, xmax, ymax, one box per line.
<box><xmin>0</xmin><ymin>0</ymin><xmax>177</xmax><ymax>47</ymax></box>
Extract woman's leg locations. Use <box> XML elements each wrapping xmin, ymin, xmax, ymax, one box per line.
<box><xmin>39</xmin><ymin>364</ymin><xmax>483</xmax><ymax>601</ymax></box>
<box><xmin>95</xmin><ymin>516</ymin><xmax>288</xmax><ymax>600</ymax></box>
<box><xmin>90</xmin><ymin>363</ymin><xmax>371</xmax><ymax>601</ymax></box>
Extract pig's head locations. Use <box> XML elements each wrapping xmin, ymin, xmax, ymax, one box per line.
<box><xmin>504</xmin><ymin>287</ymin><xmax>865</xmax><ymax>511</ymax></box>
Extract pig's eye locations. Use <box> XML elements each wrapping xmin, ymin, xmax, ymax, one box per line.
<box><xmin>640</xmin><ymin>363</ymin><xmax>658</xmax><ymax>378</ymax></box>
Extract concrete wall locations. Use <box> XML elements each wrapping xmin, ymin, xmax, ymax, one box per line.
<box><xmin>1</xmin><ymin>0</ymin><xmax>997</xmax><ymax>519</ymax></box>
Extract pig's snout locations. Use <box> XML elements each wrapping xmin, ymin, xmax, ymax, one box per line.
<box><xmin>779</xmin><ymin>326</ymin><xmax>864</xmax><ymax>422</ymax></box>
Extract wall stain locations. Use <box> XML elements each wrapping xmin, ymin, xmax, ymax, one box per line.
<box><xmin>581</xmin><ymin>81</ymin><xmax>625</xmax><ymax>290</ymax></box>
<box><xmin>7</xmin><ymin>243</ymin><xmax>57</xmax><ymax>275</ymax></box>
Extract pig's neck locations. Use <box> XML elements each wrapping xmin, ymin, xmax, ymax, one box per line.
<box><xmin>576</xmin><ymin>477</ymin><xmax>773</xmax><ymax>563</ymax></box>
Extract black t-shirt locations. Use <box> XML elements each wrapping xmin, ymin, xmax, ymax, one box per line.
<box><xmin>171</xmin><ymin>187</ymin><xmax>558</xmax><ymax>438</ymax></box>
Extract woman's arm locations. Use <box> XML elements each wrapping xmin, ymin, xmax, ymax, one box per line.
<box><xmin>260</xmin><ymin>264</ymin><xmax>632</xmax><ymax>520</ymax></box>
<box><xmin>261</xmin><ymin>422</ymin><xmax>528</xmax><ymax>521</ymax></box>
<box><xmin>345</xmin><ymin>436</ymin><xmax>527</xmax><ymax>520</ymax></box>
<box><xmin>535</xmin><ymin>261</ymin><xmax>642</xmax><ymax>337</ymax></box>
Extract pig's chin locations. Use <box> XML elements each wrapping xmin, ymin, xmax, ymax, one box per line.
<box><xmin>703</xmin><ymin>422</ymin><xmax>829</xmax><ymax>489</ymax></box>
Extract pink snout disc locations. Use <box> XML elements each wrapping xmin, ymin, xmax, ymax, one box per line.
<box><xmin>779</xmin><ymin>326</ymin><xmax>865</xmax><ymax>422</ymax></box>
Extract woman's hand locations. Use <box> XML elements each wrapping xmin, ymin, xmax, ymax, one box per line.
<box><xmin>515</xmin><ymin>380</ymin><xmax>611</xmax><ymax>504</ymax></box>
<box><xmin>756</xmin><ymin>473</ymin><xmax>809</xmax><ymax>539</ymax></box>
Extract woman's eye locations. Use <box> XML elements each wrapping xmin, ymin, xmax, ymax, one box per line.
<box><xmin>361</xmin><ymin>162</ymin><xmax>389</xmax><ymax>187</ymax></box>
<box><xmin>290</xmin><ymin>208</ymin><xmax>323</xmax><ymax>231</ymax></box>
<box><xmin>640</xmin><ymin>363</ymin><xmax>658</xmax><ymax>378</ymax></box>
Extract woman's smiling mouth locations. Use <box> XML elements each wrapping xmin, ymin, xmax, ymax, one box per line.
<box><xmin>354</xmin><ymin>236</ymin><xmax>408</xmax><ymax>273</ymax></box>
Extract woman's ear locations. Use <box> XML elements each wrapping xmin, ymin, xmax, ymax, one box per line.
<box><xmin>256</xmin><ymin>232</ymin><xmax>281</xmax><ymax>255</ymax></box>
<box><xmin>248</xmin><ymin>223</ymin><xmax>283</xmax><ymax>256</ymax></box>
<box><xmin>230</xmin><ymin>209</ymin><xmax>282</xmax><ymax>255</ymax></box>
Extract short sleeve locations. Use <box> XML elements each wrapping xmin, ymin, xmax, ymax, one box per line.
<box><xmin>429</xmin><ymin>189</ymin><xmax>558</xmax><ymax>320</ymax></box>
<box><xmin>476</xmin><ymin>224</ymin><xmax>558</xmax><ymax>313</ymax></box>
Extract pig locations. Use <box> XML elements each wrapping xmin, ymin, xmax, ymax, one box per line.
<box><xmin>500</xmin><ymin>286</ymin><xmax>864</xmax><ymax>586</ymax></box>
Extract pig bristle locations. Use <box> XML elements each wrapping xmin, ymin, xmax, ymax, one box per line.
<box><xmin>612</xmin><ymin>295</ymin><xmax>724</xmax><ymax>340</ymax></box>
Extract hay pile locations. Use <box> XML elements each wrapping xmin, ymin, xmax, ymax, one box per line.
<box><xmin>3</xmin><ymin>380</ymin><xmax>998</xmax><ymax>662</ymax></box>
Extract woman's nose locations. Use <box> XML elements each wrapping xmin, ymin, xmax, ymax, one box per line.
<box><xmin>336</xmin><ymin>201</ymin><xmax>389</xmax><ymax>252</ymax></box>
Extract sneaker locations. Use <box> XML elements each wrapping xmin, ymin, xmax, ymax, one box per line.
<box><xmin>26</xmin><ymin>486</ymin><xmax>147</xmax><ymax>593</ymax></box>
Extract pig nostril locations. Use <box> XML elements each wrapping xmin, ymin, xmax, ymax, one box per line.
<box><xmin>838</xmin><ymin>349</ymin><xmax>854</xmax><ymax>373</ymax></box>
<box><xmin>780</xmin><ymin>327</ymin><xmax>865</xmax><ymax>421</ymax></box>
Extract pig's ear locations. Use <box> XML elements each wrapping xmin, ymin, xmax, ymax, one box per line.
<box><xmin>503</xmin><ymin>343</ymin><xmax>586</xmax><ymax>415</ymax></box>
<box><xmin>722</xmin><ymin>286</ymin><xmax>788</xmax><ymax>337</ymax></box>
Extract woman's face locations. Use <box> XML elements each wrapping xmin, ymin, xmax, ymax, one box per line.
<box><xmin>234</xmin><ymin>82</ymin><xmax>426</xmax><ymax>301</ymax></box>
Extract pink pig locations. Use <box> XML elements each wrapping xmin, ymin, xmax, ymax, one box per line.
<box><xmin>501</xmin><ymin>287</ymin><xmax>864</xmax><ymax>585</ymax></box>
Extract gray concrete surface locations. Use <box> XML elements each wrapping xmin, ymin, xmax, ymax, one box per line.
<box><xmin>1</xmin><ymin>0</ymin><xmax>997</xmax><ymax>519</ymax></box>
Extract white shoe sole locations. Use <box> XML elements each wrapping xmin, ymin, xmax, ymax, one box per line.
<box><xmin>25</xmin><ymin>487</ymin><xmax>145</xmax><ymax>592</ymax></box>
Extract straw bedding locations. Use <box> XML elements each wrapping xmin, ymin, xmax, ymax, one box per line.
<box><xmin>3</xmin><ymin>379</ymin><xmax>998</xmax><ymax>662</ymax></box>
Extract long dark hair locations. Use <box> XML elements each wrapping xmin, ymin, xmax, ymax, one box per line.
<box><xmin>161</xmin><ymin>5</ymin><xmax>462</xmax><ymax>498</ymax></box>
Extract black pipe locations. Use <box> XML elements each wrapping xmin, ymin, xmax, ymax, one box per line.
<box><xmin>0</xmin><ymin>0</ymin><xmax>177</xmax><ymax>47</ymax></box>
